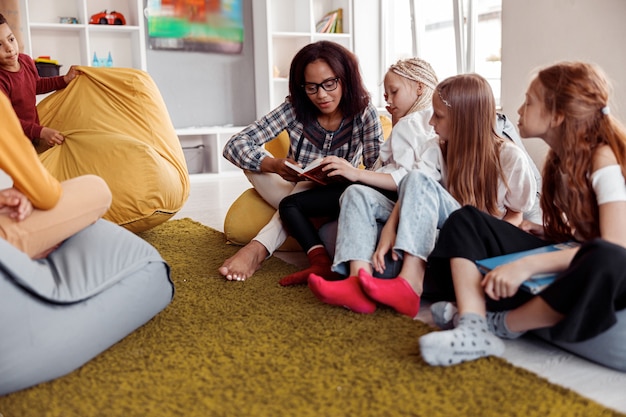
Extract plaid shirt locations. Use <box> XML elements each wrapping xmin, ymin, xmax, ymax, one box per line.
<box><xmin>223</xmin><ymin>100</ymin><xmax>383</xmax><ymax>171</ymax></box>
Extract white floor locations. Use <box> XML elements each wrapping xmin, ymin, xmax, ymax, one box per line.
<box><xmin>173</xmin><ymin>173</ymin><xmax>626</xmax><ymax>413</ymax></box>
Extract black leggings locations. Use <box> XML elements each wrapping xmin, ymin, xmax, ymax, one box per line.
<box><xmin>426</xmin><ymin>205</ymin><xmax>626</xmax><ymax>342</ymax></box>
<box><xmin>279</xmin><ymin>183</ymin><xmax>352</xmax><ymax>252</ymax></box>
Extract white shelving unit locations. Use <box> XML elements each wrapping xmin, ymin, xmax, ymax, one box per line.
<box><xmin>18</xmin><ymin>0</ymin><xmax>146</xmax><ymax>71</ymax></box>
<box><xmin>176</xmin><ymin>126</ymin><xmax>245</xmax><ymax>176</ymax></box>
<box><xmin>252</xmin><ymin>0</ymin><xmax>353</xmax><ymax>118</ymax></box>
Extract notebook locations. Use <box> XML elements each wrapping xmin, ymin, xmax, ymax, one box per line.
<box><xmin>475</xmin><ymin>242</ymin><xmax>581</xmax><ymax>294</ymax></box>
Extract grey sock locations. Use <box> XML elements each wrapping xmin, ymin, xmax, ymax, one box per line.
<box><xmin>419</xmin><ymin>313</ymin><xmax>505</xmax><ymax>366</ymax></box>
<box><xmin>430</xmin><ymin>301</ymin><xmax>459</xmax><ymax>329</ymax></box>
<box><xmin>487</xmin><ymin>311</ymin><xmax>525</xmax><ymax>339</ymax></box>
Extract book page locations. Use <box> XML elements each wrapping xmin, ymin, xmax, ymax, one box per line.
<box><xmin>284</xmin><ymin>158</ymin><xmax>332</xmax><ymax>184</ymax></box>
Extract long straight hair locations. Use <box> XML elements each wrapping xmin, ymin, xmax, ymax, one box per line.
<box><xmin>288</xmin><ymin>41</ymin><xmax>370</xmax><ymax>126</ymax></box>
<box><xmin>436</xmin><ymin>74</ymin><xmax>505</xmax><ymax>216</ymax></box>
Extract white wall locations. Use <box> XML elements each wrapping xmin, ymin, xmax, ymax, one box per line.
<box><xmin>147</xmin><ymin>0</ymin><xmax>256</xmax><ymax>129</ymax></box>
<box><xmin>501</xmin><ymin>0</ymin><xmax>626</xmax><ymax>167</ymax></box>
<box><xmin>353</xmin><ymin>0</ymin><xmax>384</xmax><ymax>107</ymax></box>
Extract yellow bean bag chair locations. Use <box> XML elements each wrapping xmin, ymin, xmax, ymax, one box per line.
<box><xmin>224</xmin><ymin>116</ymin><xmax>392</xmax><ymax>251</ymax></box>
<box><xmin>37</xmin><ymin>67</ymin><xmax>190</xmax><ymax>233</ymax></box>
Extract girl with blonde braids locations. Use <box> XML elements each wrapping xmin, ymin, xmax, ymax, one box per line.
<box><xmin>310</xmin><ymin>73</ymin><xmax>537</xmax><ymax>317</ymax></box>
<box><xmin>278</xmin><ymin>57</ymin><xmax>439</xmax><ymax>286</ymax></box>
<box><xmin>420</xmin><ymin>62</ymin><xmax>626</xmax><ymax>366</ymax></box>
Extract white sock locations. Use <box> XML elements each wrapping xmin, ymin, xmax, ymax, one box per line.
<box><xmin>419</xmin><ymin>313</ymin><xmax>505</xmax><ymax>366</ymax></box>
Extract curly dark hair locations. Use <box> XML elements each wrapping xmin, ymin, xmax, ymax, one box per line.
<box><xmin>288</xmin><ymin>41</ymin><xmax>370</xmax><ymax>125</ymax></box>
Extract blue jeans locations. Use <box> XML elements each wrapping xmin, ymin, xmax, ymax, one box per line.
<box><xmin>394</xmin><ymin>170</ymin><xmax>460</xmax><ymax>261</ymax></box>
<box><xmin>332</xmin><ymin>170</ymin><xmax>460</xmax><ymax>276</ymax></box>
<box><xmin>332</xmin><ymin>184</ymin><xmax>397</xmax><ymax>276</ymax></box>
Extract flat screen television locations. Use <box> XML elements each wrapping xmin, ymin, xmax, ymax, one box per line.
<box><xmin>146</xmin><ymin>0</ymin><xmax>243</xmax><ymax>54</ymax></box>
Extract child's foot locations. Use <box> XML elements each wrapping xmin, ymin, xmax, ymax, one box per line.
<box><xmin>357</xmin><ymin>269</ymin><xmax>420</xmax><ymax>318</ymax></box>
<box><xmin>279</xmin><ymin>264</ymin><xmax>342</xmax><ymax>286</ymax></box>
<box><xmin>308</xmin><ymin>274</ymin><xmax>376</xmax><ymax>314</ymax></box>
<box><xmin>419</xmin><ymin>313</ymin><xmax>505</xmax><ymax>366</ymax></box>
<box><xmin>430</xmin><ymin>301</ymin><xmax>459</xmax><ymax>329</ymax></box>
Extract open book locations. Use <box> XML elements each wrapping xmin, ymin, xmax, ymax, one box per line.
<box><xmin>284</xmin><ymin>158</ymin><xmax>342</xmax><ymax>185</ymax></box>
<box><xmin>475</xmin><ymin>242</ymin><xmax>581</xmax><ymax>294</ymax></box>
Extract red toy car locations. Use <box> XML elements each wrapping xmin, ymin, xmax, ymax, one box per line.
<box><xmin>89</xmin><ymin>10</ymin><xmax>126</xmax><ymax>25</ymax></box>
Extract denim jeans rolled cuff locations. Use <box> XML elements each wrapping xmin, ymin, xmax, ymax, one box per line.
<box><xmin>332</xmin><ymin>184</ymin><xmax>396</xmax><ymax>277</ymax></box>
<box><xmin>332</xmin><ymin>253</ymin><xmax>402</xmax><ymax>278</ymax></box>
<box><xmin>332</xmin><ymin>257</ymin><xmax>369</xmax><ymax>277</ymax></box>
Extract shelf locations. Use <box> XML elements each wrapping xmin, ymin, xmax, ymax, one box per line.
<box><xmin>29</xmin><ymin>23</ymin><xmax>85</xmax><ymax>30</ymax></box>
<box><xmin>176</xmin><ymin>126</ymin><xmax>244</xmax><ymax>176</ymax></box>
<box><xmin>19</xmin><ymin>0</ymin><xmax>146</xmax><ymax>71</ymax></box>
<box><xmin>87</xmin><ymin>24</ymin><xmax>142</xmax><ymax>34</ymax></box>
<box><xmin>252</xmin><ymin>0</ymin><xmax>354</xmax><ymax>117</ymax></box>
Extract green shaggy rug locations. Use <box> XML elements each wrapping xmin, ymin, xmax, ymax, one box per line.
<box><xmin>0</xmin><ymin>218</ymin><xmax>623</xmax><ymax>417</ymax></box>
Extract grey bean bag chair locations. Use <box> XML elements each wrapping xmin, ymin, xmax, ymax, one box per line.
<box><xmin>532</xmin><ymin>310</ymin><xmax>626</xmax><ymax>372</ymax></box>
<box><xmin>0</xmin><ymin>219</ymin><xmax>174</xmax><ymax>395</ymax></box>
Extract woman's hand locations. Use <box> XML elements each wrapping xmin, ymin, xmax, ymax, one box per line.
<box><xmin>481</xmin><ymin>260</ymin><xmax>531</xmax><ymax>300</ymax></box>
<box><xmin>261</xmin><ymin>157</ymin><xmax>302</xmax><ymax>182</ymax></box>
<box><xmin>0</xmin><ymin>188</ymin><xmax>34</xmax><ymax>221</ymax></box>
<box><xmin>40</xmin><ymin>127</ymin><xmax>65</xmax><ymax>146</ymax></box>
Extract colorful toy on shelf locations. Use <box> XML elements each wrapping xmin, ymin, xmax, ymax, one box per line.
<box><xmin>89</xmin><ymin>10</ymin><xmax>126</xmax><ymax>25</ymax></box>
<box><xmin>92</xmin><ymin>52</ymin><xmax>113</xmax><ymax>68</ymax></box>
<box><xmin>59</xmin><ymin>16</ymin><xmax>79</xmax><ymax>24</ymax></box>
<box><xmin>34</xmin><ymin>56</ymin><xmax>58</xmax><ymax>65</ymax></box>
<box><xmin>34</xmin><ymin>56</ymin><xmax>61</xmax><ymax>77</ymax></box>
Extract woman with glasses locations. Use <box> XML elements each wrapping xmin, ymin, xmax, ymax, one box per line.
<box><xmin>220</xmin><ymin>41</ymin><xmax>383</xmax><ymax>282</ymax></box>
<box><xmin>277</xmin><ymin>57</ymin><xmax>440</xmax><ymax>288</ymax></box>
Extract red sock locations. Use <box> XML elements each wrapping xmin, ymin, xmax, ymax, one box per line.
<box><xmin>308</xmin><ymin>274</ymin><xmax>376</xmax><ymax>314</ymax></box>
<box><xmin>279</xmin><ymin>247</ymin><xmax>342</xmax><ymax>286</ymax></box>
<box><xmin>357</xmin><ymin>269</ymin><xmax>420</xmax><ymax>318</ymax></box>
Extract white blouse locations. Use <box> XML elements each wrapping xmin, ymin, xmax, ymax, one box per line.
<box><xmin>374</xmin><ymin>108</ymin><xmax>436</xmax><ymax>187</ymax></box>
<box><xmin>416</xmin><ymin>138</ymin><xmax>537</xmax><ymax>217</ymax></box>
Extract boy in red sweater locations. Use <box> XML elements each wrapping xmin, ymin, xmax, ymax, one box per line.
<box><xmin>0</xmin><ymin>13</ymin><xmax>79</xmax><ymax>148</ymax></box>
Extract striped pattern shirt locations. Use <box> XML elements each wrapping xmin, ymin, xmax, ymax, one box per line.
<box><xmin>223</xmin><ymin>100</ymin><xmax>383</xmax><ymax>171</ymax></box>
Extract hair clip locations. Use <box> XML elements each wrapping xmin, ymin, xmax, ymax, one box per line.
<box><xmin>601</xmin><ymin>106</ymin><xmax>610</xmax><ymax>115</ymax></box>
<box><xmin>438</xmin><ymin>91</ymin><xmax>452</xmax><ymax>108</ymax></box>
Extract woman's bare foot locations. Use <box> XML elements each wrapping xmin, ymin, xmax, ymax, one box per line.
<box><xmin>218</xmin><ymin>240</ymin><xmax>268</xmax><ymax>281</ymax></box>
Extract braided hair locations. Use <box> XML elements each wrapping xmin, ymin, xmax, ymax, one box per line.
<box><xmin>388</xmin><ymin>57</ymin><xmax>438</xmax><ymax>113</ymax></box>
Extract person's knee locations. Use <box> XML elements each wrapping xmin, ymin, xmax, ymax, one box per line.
<box><xmin>79</xmin><ymin>175</ymin><xmax>112</xmax><ymax>214</ymax></box>
<box><xmin>278</xmin><ymin>194</ymin><xmax>298</xmax><ymax>219</ymax></box>
<box><xmin>438</xmin><ymin>205</ymin><xmax>482</xmax><ymax>238</ymax></box>
<box><xmin>88</xmin><ymin>175</ymin><xmax>112</xmax><ymax>208</ymax></box>
<box><xmin>402</xmin><ymin>170</ymin><xmax>436</xmax><ymax>192</ymax></box>
<box><xmin>582</xmin><ymin>238</ymin><xmax>626</xmax><ymax>267</ymax></box>
<box><xmin>339</xmin><ymin>184</ymin><xmax>373</xmax><ymax>206</ymax></box>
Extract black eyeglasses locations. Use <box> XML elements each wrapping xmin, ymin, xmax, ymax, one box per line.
<box><xmin>302</xmin><ymin>77</ymin><xmax>340</xmax><ymax>95</ymax></box>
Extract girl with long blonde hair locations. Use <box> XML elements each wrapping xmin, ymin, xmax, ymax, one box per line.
<box><xmin>311</xmin><ymin>73</ymin><xmax>537</xmax><ymax>317</ymax></box>
<box><xmin>421</xmin><ymin>62</ymin><xmax>626</xmax><ymax>366</ymax></box>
